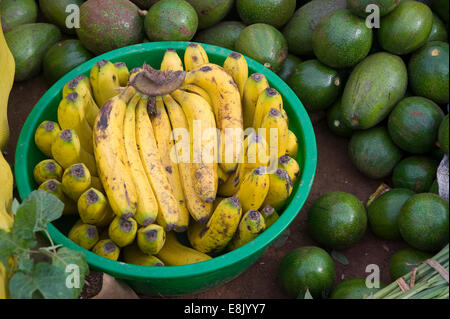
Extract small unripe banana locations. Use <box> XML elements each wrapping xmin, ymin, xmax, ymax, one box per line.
<box><xmin>253</xmin><ymin>88</ymin><xmax>283</xmax><ymax>129</ymax></box>
<box><xmin>278</xmin><ymin>155</ymin><xmax>300</xmax><ymax>185</ymax></box>
<box><xmin>38</xmin><ymin>179</ymin><xmax>77</xmax><ymax>215</ymax></box>
<box><xmin>34</xmin><ymin>121</ymin><xmax>61</xmax><ymax>157</ymax></box>
<box><xmin>160</xmin><ymin>48</ymin><xmax>183</xmax><ymax>72</ymax></box>
<box><xmin>262</xmin><ymin>168</ymin><xmax>293</xmax><ymax>210</ymax></box>
<box><xmin>227</xmin><ymin>210</ymin><xmax>266</xmax><ymax>251</ymax></box>
<box><xmin>242</xmin><ymin>73</ymin><xmax>269</xmax><ymax>129</ymax></box>
<box><xmin>260</xmin><ymin>205</ymin><xmax>279</xmax><ymax>228</ymax></box>
<box><xmin>91</xmin><ymin>239</ymin><xmax>120</xmax><ymax>261</ymax></box>
<box><xmin>33</xmin><ymin>159</ymin><xmax>63</xmax><ymax>184</ymax></box>
<box><xmin>285</xmin><ymin>130</ymin><xmax>298</xmax><ymax>159</ymax></box>
<box><xmin>136</xmin><ymin>224</ymin><xmax>166</xmax><ymax>255</ymax></box>
<box><xmin>108</xmin><ymin>215</ymin><xmax>138</xmax><ymax>247</ymax></box>
<box><xmin>78</xmin><ymin>188</ymin><xmax>114</xmax><ymax>227</ymax></box>
<box><xmin>184</xmin><ymin>43</ymin><xmax>209</xmax><ymax>72</ymax></box>
<box><xmin>123</xmin><ymin>244</ymin><xmax>164</xmax><ymax>266</ymax></box>
<box><xmin>61</xmin><ymin>163</ymin><xmax>92</xmax><ymax>201</ymax></box>
<box><xmin>68</xmin><ymin>220</ymin><xmax>99</xmax><ymax>250</ymax></box>
<box><xmin>223</xmin><ymin>52</ymin><xmax>248</xmax><ymax>97</ymax></box>
<box><xmin>114</xmin><ymin>62</ymin><xmax>130</xmax><ymax>87</ymax></box>
<box><xmin>235</xmin><ymin>166</ymin><xmax>270</xmax><ymax>212</ymax></box>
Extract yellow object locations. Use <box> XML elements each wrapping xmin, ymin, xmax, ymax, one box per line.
<box><xmin>217</xmin><ymin>165</ymin><xmax>230</xmax><ymax>186</ymax></box>
<box><xmin>223</xmin><ymin>52</ymin><xmax>248</xmax><ymax>97</ymax></box>
<box><xmin>260</xmin><ymin>205</ymin><xmax>279</xmax><ymax>228</ymax></box>
<box><xmin>184</xmin><ymin>43</ymin><xmax>209</xmax><ymax>72</ymax></box>
<box><xmin>123</xmin><ymin>244</ymin><xmax>164</xmax><ymax>266</ymax></box>
<box><xmin>114</xmin><ymin>62</ymin><xmax>130</xmax><ymax>87</ymax></box>
<box><xmin>227</xmin><ymin>210</ymin><xmax>265</xmax><ymax>251</ymax></box>
<box><xmin>93</xmin><ymin>87</ymin><xmax>137</xmax><ymax>218</ymax></box>
<box><xmin>285</xmin><ymin>130</ymin><xmax>298</xmax><ymax>159</ymax></box>
<box><xmin>278</xmin><ymin>155</ymin><xmax>300</xmax><ymax>185</ymax></box>
<box><xmin>160</xmin><ymin>48</ymin><xmax>184</xmax><ymax>72</ymax></box>
<box><xmin>188</xmin><ymin>196</ymin><xmax>242</xmax><ymax>255</ymax></box>
<box><xmin>136</xmin><ymin>224</ymin><xmax>166</xmax><ymax>255</ymax></box>
<box><xmin>68</xmin><ymin>221</ymin><xmax>99</xmax><ymax>250</ymax></box>
<box><xmin>90</xmin><ymin>60</ymin><xmax>121</xmax><ymax>107</ymax></box>
<box><xmin>91</xmin><ymin>239</ymin><xmax>120</xmax><ymax>261</ymax></box>
<box><xmin>262</xmin><ymin>168</ymin><xmax>293</xmax><ymax>210</ymax></box>
<box><xmin>235</xmin><ymin>166</ymin><xmax>270</xmax><ymax>212</ymax></box>
<box><xmin>62</xmin><ymin>75</ymin><xmax>99</xmax><ymax>128</ymax></box>
<box><xmin>156</xmin><ymin>232</ymin><xmax>211</xmax><ymax>266</ymax></box>
<box><xmin>136</xmin><ymin>96</ymin><xmax>180</xmax><ymax>231</ymax></box>
<box><xmin>108</xmin><ymin>215</ymin><xmax>138</xmax><ymax>248</ymax></box>
<box><xmin>242</xmin><ymin>73</ymin><xmax>269</xmax><ymax>129</ymax></box>
<box><xmin>34</xmin><ymin>120</ymin><xmax>61</xmax><ymax>157</ymax></box>
<box><xmin>253</xmin><ymin>87</ymin><xmax>283</xmax><ymax>129</ymax></box>
<box><xmin>123</xmin><ymin>95</ymin><xmax>158</xmax><ymax>226</ymax></box>
<box><xmin>38</xmin><ymin>179</ymin><xmax>78</xmax><ymax>215</ymax></box>
<box><xmin>77</xmin><ymin>188</ymin><xmax>114</xmax><ymax>227</ymax></box>
<box><xmin>61</xmin><ymin>163</ymin><xmax>92</xmax><ymax>201</ymax></box>
<box><xmin>33</xmin><ymin>159</ymin><xmax>63</xmax><ymax>185</ymax></box>
<box><xmin>151</xmin><ymin>96</ymin><xmax>189</xmax><ymax>232</ymax></box>
<box><xmin>171</xmin><ymin>90</ymin><xmax>218</xmax><ymax>203</ymax></box>
<box><xmin>162</xmin><ymin>94</ymin><xmax>213</xmax><ymax>223</ymax></box>
<box><xmin>181</xmin><ymin>83</ymin><xmax>213</xmax><ymax>109</ymax></box>
<box><xmin>260</xmin><ymin>108</ymin><xmax>289</xmax><ymax>159</ymax></box>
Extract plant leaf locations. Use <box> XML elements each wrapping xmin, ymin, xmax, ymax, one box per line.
<box><xmin>16</xmin><ymin>251</ymin><xmax>34</xmax><ymax>273</ymax></box>
<box><xmin>27</xmin><ymin>190</ymin><xmax>64</xmax><ymax>232</ymax></box>
<box><xmin>53</xmin><ymin>247</ymin><xmax>89</xmax><ymax>279</ymax></box>
<box><xmin>331</xmin><ymin>250</ymin><xmax>349</xmax><ymax>265</ymax></box>
<box><xmin>12</xmin><ymin>196</ymin><xmax>37</xmax><ymax>243</ymax></box>
<box><xmin>0</xmin><ymin>229</ymin><xmax>18</xmax><ymax>269</ymax></box>
<box><xmin>11</xmin><ymin>198</ymin><xmax>20</xmax><ymax>215</ymax></box>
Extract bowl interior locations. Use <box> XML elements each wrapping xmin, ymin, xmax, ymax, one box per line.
<box><xmin>14</xmin><ymin>42</ymin><xmax>317</xmax><ymax>285</ymax></box>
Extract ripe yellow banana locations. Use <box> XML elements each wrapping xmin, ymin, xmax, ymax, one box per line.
<box><xmin>262</xmin><ymin>168</ymin><xmax>293</xmax><ymax>211</ymax></box>
<box><xmin>123</xmin><ymin>95</ymin><xmax>158</xmax><ymax>226</ymax></box>
<box><xmin>90</xmin><ymin>60</ymin><xmax>121</xmax><ymax>107</ymax></box>
<box><xmin>34</xmin><ymin>120</ymin><xmax>61</xmax><ymax>157</ymax></box>
<box><xmin>162</xmin><ymin>94</ymin><xmax>213</xmax><ymax>223</ymax></box>
<box><xmin>93</xmin><ymin>87</ymin><xmax>137</xmax><ymax>218</ymax></box>
<box><xmin>51</xmin><ymin>129</ymin><xmax>97</xmax><ymax>176</ymax></box>
<box><xmin>278</xmin><ymin>155</ymin><xmax>300</xmax><ymax>185</ymax></box>
<box><xmin>92</xmin><ymin>239</ymin><xmax>120</xmax><ymax>261</ymax></box>
<box><xmin>171</xmin><ymin>90</ymin><xmax>218</xmax><ymax>204</ymax></box>
<box><xmin>184</xmin><ymin>43</ymin><xmax>209</xmax><ymax>72</ymax></box>
<box><xmin>114</xmin><ymin>62</ymin><xmax>130</xmax><ymax>87</ymax></box>
<box><xmin>223</xmin><ymin>52</ymin><xmax>248</xmax><ymax>97</ymax></box>
<box><xmin>61</xmin><ymin>163</ymin><xmax>92</xmax><ymax>201</ymax></box>
<box><xmin>62</xmin><ymin>74</ymin><xmax>99</xmax><ymax>128</ymax></box>
<box><xmin>151</xmin><ymin>96</ymin><xmax>189</xmax><ymax>231</ymax></box>
<box><xmin>253</xmin><ymin>87</ymin><xmax>283</xmax><ymax>129</ymax></box>
<box><xmin>227</xmin><ymin>210</ymin><xmax>266</xmax><ymax>251</ymax></box>
<box><xmin>188</xmin><ymin>196</ymin><xmax>242</xmax><ymax>255</ymax></box>
<box><xmin>286</xmin><ymin>130</ymin><xmax>298</xmax><ymax>159</ymax></box>
<box><xmin>38</xmin><ymin>179</ymin><xmax>78</xmax><ymax>215</ymax></box>
<box><xmin>181</xmin><ymin>84</ymin><xmax>213</xmax><ymax>108</ymax></box>
<box><xmin>160</xmin><ymin>48</ymin><xmax>184</xmax><ymax>72</ymax></box>
<box><xmin>33</xmin><ymin>159</ymin><xmax>63</xmax><ymax>184</ymax></box>
<box><xmin>136</xmin><ymin>96</ymin><xmax>180</xmax><ymax>231</ymax></box>
<box><xmin>235</xmin><ymin>166</ymin><xmax>270</xmax><ymax>212</ymax></box>
<box><xmin>184</xmin><ymin>63</ymin><xmax>243</xmax><ymax>173</ymax></box>
<box><xmin>108</xmin><ymin>215</ymin><xmax>138</xmax><ymax>247</ymax></box>
<box><xmin>242</xmin><ymin>73</ymin><xmax>269</xmax><ymax>129</ymax></box>
<box><xmin>260</xmin><ymin>204</ymin><xmax>279</xmax><ymax>228</ymax></box>
<box><xmin>123</xmin><ymin>244</ymin><xmax>164</xmax><ymax>266</ymax></box>
<box><xmin>68</xmin><ymin>220</ymin><xmax>99</xmax><ymax>250</ymax></box>
<box><xmin>156</xmin><ymin>232</ymin><xmax>211</xmax><ymax>266</ymax></box>
<box><xmin>136</xmin><ymin>224</ymin><xmax>166</xmax><ymax>255</ymax></box>
<box><xmin>78</xmin><ymin>188</ymin><xmax>114</xmax><ymax>227</ymax></box>
<box><xmin>260</xmin><ymin>108</ymin><xmax>289</xmax><ymax>160</ymax></box>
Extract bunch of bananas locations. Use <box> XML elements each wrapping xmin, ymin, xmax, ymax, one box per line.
<box><xmin>33</xmin><ymin>43</ymin><xmax>301</xmax><ymax>267</ymax></box>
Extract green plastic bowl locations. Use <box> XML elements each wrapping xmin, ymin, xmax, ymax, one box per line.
<box><xmin>15</xmin><ymin>41</ymin><xmax>317</xmax><ymax>296</ymax></box>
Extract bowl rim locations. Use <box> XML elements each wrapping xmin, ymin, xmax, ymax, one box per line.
<box><xmin>14</xmin><ymin>41</ymin><xmax>317</xmax><ymax>281</ymax></box>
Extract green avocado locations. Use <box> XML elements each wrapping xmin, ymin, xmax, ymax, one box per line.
<box><xmin>398</xmin><ymin>193</ymin><xmax>449</xmax><ymax>252</ymax></box>
<box><xmin>235</xmin><ymin>23</ymin><xmax>288</xmax><ymax>72</ymax></box>
<box><xmin>0</xmin><ymin>0</ymin><xmax>37</xmax><ymax>33</ymax></box>
<box><xmin>330</xmin><ymin>278</ymin><xmax>386</xmax><ymax>299</ymax></box>
<box><xmin>327</xmin><ymin>99</ymin><xmax>353</xmax><ymax>138</ymax></box>
<box><xmin>277</xmin><ymin>54</ymin><xmax>302</xmax><ymax>82</ymax></box>
<box><xmin>388</xmin><ymin>96</ymin><xmax>445</xmax><ymax>154</ymax></box>
<box><xmin>186</xmin><ymin>0</ymin><xmax>234</xmax><ymax>30</ymax></box>
<box><xmin>39</xmin><ymin>0</ymin><xmax>86</xmax><ymax>35</ymax></box>
<box><xmin>312</xmin><ymin>9</ymin><xmax>373</xmax><ymax>69</ymax></box>
<box><xmin>236</xmin><ymin>0</ymin><xmax>296</xmax><ymax>29</ymax></box>
<box><xmin>43</xmin><ymin>40</ymin><xmax>94</xmax><ymax>84</ymax></box>
<box><xmin>76</xmin><ymin>0</ymin><xmax>145</xmax><ymax>55</ymax></box>
<box><xmin>307</xmin><ymin>191</ymin><xmax>367</xmax><ymax>250</ymax></box>
<box><xmin>278</xmin><ymin>246</ymin><xmax>336</xmax><ymax>298</ymax></box>
<box><xmin>144</xmin><ymin>0</ymin><xmax>198</xmax><ymax>41</ymax></box>
<box><xmin>367</xmin><ymin>188</ymin><xmax>415</xmax><ymax>241</ymax></box>
<box><xmin>438</xmin><ymin>115</ymin><xmax>449</xmax><ymax>155</ymax></box>
<box><xmin>193</xmin><ymin>21</ymin><xmax>246</xmax><ymax>50</ymax></box>
<box><xmin>378</xmin><ymin>1</ymin><xmax>433</xmax><ymax>55</ymax></box>
<box><xmin>408</xmin><ymin>41</ymin><xmax>449</xmax><ymax>104</ymax></box>
<box><xmin>287</xmin><ymin>60</ymin><xmax>342</xmax><ymax>113</ymax></box>
<box><xmin>389</xmin><ymin>248</ymin><xmax>433</xmax><ymax>281</ymax></box>
<box><xmin>349</xmin><ymin>127</ymin><xmax>403</xmax><ymax>179</ymax></box>
<box><xmin>341</xmin><ymin>53</ymin><xmax>408</xmax><ymax>130</ymax></box>
<box><xmin>347</xmin><ymin>0</ymin><xmax>400</xmax><ymax>17</ymax></box>
<box><xmin>427</xmin><ymin>13</ymin><xmax>448</xmax><ymax>42</ymax></box>
<box><xmin>282</xmin><ymin>0</ymin><xmax>347</xmax><ymax>56</ymax></box>
<box><xmin>392</xmin><ymin>156</ymin><xmax>438</xmax><ymax>193</ymax></box>
<box><xmin>5</xmin><ymin>23</ymin><xmax>62</xmax><ymax>82</ymax></box>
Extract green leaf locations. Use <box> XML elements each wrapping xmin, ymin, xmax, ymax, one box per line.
<box><xmin>16</xmin><ymin>251</ymin><xmax>34</xmax><ymax>273</ymax></box>
<box><xmin>331</xmin><ymin>250</ymin><xmax>349</xmax><ymax>265</ymax></box>
<box><xmin>9</xmin><ymin>262</ymin><xmax>79</xmax><ymax>299</ymax></box>
<box><xmin>11</xmin><ymin>198</ymin><xmax>20</xmax><ymax>215</ymax></box>
<box><xmin>12</xmin><ymin>196</ymin><xmax>37</xmax><ymax>243</ymax></box>
<box><xmin>0</xmin><ymin>229</ymin><xmax>17</xmax><ymax>268</ymax></box>
<box><xmin>53</xmin><ymin>247</ymin><xmax>89</xmax><ymax>279</ymax></box>
<box><xmin>27</xmin><ymin>190</ymin><xmax>64</xmax><ymax>232</ymax></box>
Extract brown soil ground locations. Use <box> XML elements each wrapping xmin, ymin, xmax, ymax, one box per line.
<box><xmin>5</xmin><ymin>75</ymin><xmax>408</xmax><ymax>299</ymax></box>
